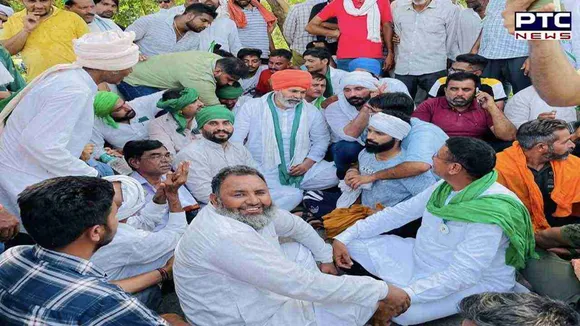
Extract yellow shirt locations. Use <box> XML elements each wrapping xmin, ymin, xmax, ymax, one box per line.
<box><xmin>1</xmin><ymin>7</ymin><xmax>89</xmax><ymax>80</ymax></box>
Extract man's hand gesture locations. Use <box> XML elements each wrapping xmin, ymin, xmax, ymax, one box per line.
<box><xmin>332</xmin><ymin>239</ymin><xmax>353</xmax><ymax>270</ymax></box>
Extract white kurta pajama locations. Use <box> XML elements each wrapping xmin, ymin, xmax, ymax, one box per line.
<box><xmin>335</xmin><ymin>181</ymin><xmax>521</xmax><ymax>325</ymax></box>
<box><xmin>231</xmin><ymin>95</ymin><xmax>339</xmax><ymax>211</ymax></box>
<box><xmin>174</xmin><ymin>204</ymin><xmax>388</xmax><ymax>326</ymax></box>
<box><xmin>0</xmin><ymin>69</ymin><xmax>98</xmax><ymax>225</ymax></box>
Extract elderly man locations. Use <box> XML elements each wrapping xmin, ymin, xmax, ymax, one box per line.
<box><xmin>127</xmin><ymin>3</ymin><xmax>217</xmax><ymax>57</ymax></box>
<box><xmin>0</xmin><ymin>0</ymin><xmax>89</xmax><ymax>80</ymax></box>
<box><xmin>174</xmin><ymin>165</ymin><xmax>411</xmax><ymax>325</ymax></box>
<box><xmin>232</xmin><ymin>70</ymin><xmax>339</xmax><ymax>211</ymax></box>
<box><xmin>0</xmin><ymin>31</ymin><xmax>139</xmax><ymax>249</ymax></box>
<box><xmin>119</xmin><ymin>51</ymin><xmax>248</xmax><ymax>104</ymax></box>
<box><xmin>332</xmin><ymin>137</ymin><xmax>537</xmax><ymax>325</ymax></box>
<box><xmin>91</xmin><ymin>91</ymin><xmax>165</xmax><ymax>159</ymax></box>
<box><xmin>324</xmin><ymin>71</ymin><xmax>381</xmax><ymax>179</ymax></box>
<box><xmin>174</xmin><ymin>105</ymin><xmax>256</xmax><ymax>204</ymax></box>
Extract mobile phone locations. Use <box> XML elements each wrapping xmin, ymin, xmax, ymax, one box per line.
<box><xmin>528</xmin><ymin>0</ymin><xmax>562</xmax><ymax>11</ymax></box>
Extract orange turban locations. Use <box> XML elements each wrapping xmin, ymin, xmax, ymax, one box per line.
<box><xmin>271</xmin><ymin>70</ymin><xmax>312</xmax><ymax>91</ymax></box>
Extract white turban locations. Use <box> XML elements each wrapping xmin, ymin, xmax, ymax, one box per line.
<box><xmin>369</xmin><ymin>112</ymin><xmax>411</xmax><ymax>140</ymax></box>
<box><xmin>103</xmin><ymin>175</ymin><xmax>147</xmax><ymax>221</ymax></box>
<box><xmin>74</xmin><ymin>31</ymin><xmax>140</xmax><ymax>71</ymax></box>
<box><xmin>340</xmin><ymin>71</ymin><xmax>379</xmax><ymax>91</ymax></box>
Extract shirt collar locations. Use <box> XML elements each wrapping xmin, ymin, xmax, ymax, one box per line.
<box><xmin>404</xmin><ymin>0</ymin><xmax>437</xmax><ymax>10</ymax></box>
<box><xmin>32</xmin><ymin>245</ymin><xmax>106</xmax><ymax>278</ymax></box>
<box><xmin>201</xmin><ymin>136</ymin><xmax>231</xmax><ymax>150</ymax></box>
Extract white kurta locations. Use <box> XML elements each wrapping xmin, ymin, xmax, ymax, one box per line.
<box><xmin>91</xmin><ymin>205</ymin><xmax>187</xmax><ymax>280</ymax></box>
<box><xmin>0</xmin><ymin>69</ymin><xmax>98</xmax><ymax>226</ymax></box>
<box><xmin>504</xmin><ymin>85</ymin><xmax>577</xmax><ymax>129</ymax></box>
<box><xmin>379</xmin><ymin>78</ymin><xmax>412</xmax><ymax>96</ymax></box>
<box><xmin>199</xmin><ymin>16</ymin><xmax>243</xmax><ymax>55</ymax></box>
<box><xmin>174</xmin><ymin>204</ymin><xmax>388</xmax><ymax>326</ymax></box>
<box><xmin>335</xmin><ymin>181</ymin><xmax>520</xmax><ymax>325</ymax></box>
<box><xmin>148</xmin><ymin>113</ymin><xmax>200</xmax><ymax>155</ymax></box>
<box><xmin>231</xmin><ymin>95</ymin><xmax>339</xmax><ymax>210</ymax></box>
<box><xmin>173</xmin><ymin>138</ymin><xmax>257</xmax><ymax>204</ymax></box>
<box><xmin>91</xmin><ymin>91</ymin><xmax>165</xmax><ymax>158</ymax></box>
<box><xmin>327</xmin><ymin>67</ymin><xmax>347</xmax><ymax>96</ymax></box>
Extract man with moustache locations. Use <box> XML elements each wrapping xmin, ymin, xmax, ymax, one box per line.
<box><xmin>126</xmin><ymin>3</ymin><xmax>217</xmax><ymax>57</ymax></box>
<box><xmin>412</xmin><ymin>72</ymin><xmax>516</xmax><ymax>141</ymax></box>
<box><xmin>95</xmin><ymin>0</ymin><xmax>118</xmax><ymax>19</ymax></box>
<box><xmin>0</xmin><ymin>0</ymin><xmax>89</xmax><ymax>80</ymax></box>
<box><xmin>232</xmin><ymin>70</ymin><xmax>339</xmax><ymax>211</ymax></box>
<box><xmin>237</xmin><ymin>48</ymin><xmax>267</xmax><ymax>96</ymax></box>
<box><xmin>305</xmin><ymin>72</ymin><xmax>327</xmax><ymax>109</ymax></box>
<box><xmin>65</xmin><ymin>0</ymin><xmax>121</xmax><ymax>33</ymax></box>
<box><xmin>174</xmin><ymin>105</ymin><xmax>257</xmax><ymax>204</ymax></box>
<box><xmin>255</xmin><ymin>49</ymin><xmax>293</xmax><ymax>96</ymax></box>
<box><xmin>174</xmin><ymin>165</ymin><xmax>411</xmax><ymax>325</ymax></box>
<box><xmin>325</xmin><ymin>71</ymin><xmax>382</xmax><ymax>179</ymax></box>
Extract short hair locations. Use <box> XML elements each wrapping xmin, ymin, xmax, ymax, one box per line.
<box><xmin>379</xmin><ymin>109</ymin><xmax>411</xmax><ymax>125</ymax></box>
<box><xmin>211</xmin><ymin>165</ymin><xmax>267</xmax><ymax>196</ymax></box>
<box><xmin>123</xmin><ymin>140</ymin><xmax>165</xmax><ymax>169</ymax></box>
<box><xmin>184</xmin><ymin>3</ymin><xmax>218</xmax><ymax>18</ymax></box>
<box><xmin>215</xmin><ymin>49</ymin><xmax>234</xmax><ymax>58</ymax></box>
<box><xmin>446</xmin><ymin>72</ymin><xmax>481</xmax><ymax>88</ymax></box>
<box><xmin>517</xmin><ymin>119</ymin><xmax>570</xmax><ymax>150</ymax></box>
<box><xmin>64</xmin><ymin>0</ymin><xmax>75</xmax><ymax>6</ymax></box>
<box><xmin>95</xmin><ymin>0</ymin><xmax>119</xmax><ymax>5</ymax></box>
<box><xmin>161</xmin><ymin>88</ymin><xmax>185</xmax><ymax>101</ymax></box>
<box><xmin>302</xmin><ymin>47</ymin><xmax>331</xmax><ymax>64</ymax></box>
<box><xmin>455</xmin><ymin>53</ymin><xmax>489</xmax><ymax>71</ymax></box>
<box><xmin>237</xmin><ymin>48</ymin><xmax>262</xmax><ymax>60</ymax></box>
<box><xmin>18</xmin><ymin>176</ymin><xmax>115</xmax><ymax>249</ymax></box>
<box><xmin>446</xmin><ymin>137</ymin><xmax>496</xmax><ymax>179</ymax></box>
<box><xmin>216</xmin><ymin>57</ymin><xmax>249</xmax><ymax>80</ymax></box>
<box><xmin>310</xmin><ymin>72</ymin><xmax>326</xmax><ymax>82</ymax></box>
<box><xmin>306</xmin><ymin>40</ymin><xmax>329</xmax><ymax>49</ymax></box>
<box><xmin>367</xmin><ymin>92</ymin><xmax>415</xmax><ymax>116</ymax></box>
<box><xmin>269</xmin><ymin>49</ymin><xmax>292</xmax><ymax>61</ymax></box>
<box><xmin>459</xmin><ymin>292</ymin><xmax>579</xmax><ymax>326</ymax></box>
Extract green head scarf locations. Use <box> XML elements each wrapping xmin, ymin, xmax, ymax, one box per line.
<box><xmin>156</xmin><ymin>88</ymin><xmax>199</xmax><ymax>134</ymax></box>
<box><xmin>195</xmin><ymin>105</ymin><xmax>235</xmax><ymax>128</ymax></box>
<box><xmin>94</xmin><ymin>91</ymin><xmax>121</xmax><ymax>129</ymax></box>
<box><xmin>216</xmin><ymin>83</ymin><xmax>244</xmax><ymax>100</ymax></box>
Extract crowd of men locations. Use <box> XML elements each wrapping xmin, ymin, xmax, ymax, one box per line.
<box><xmin>0</xmin><ymin>0</ymin><xmax>579</xmax><ymax>325</ymax></box>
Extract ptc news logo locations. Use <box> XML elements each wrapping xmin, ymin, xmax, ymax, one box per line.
<box><xmin>515</xmin><ymin>12</ymin><xmax>572</xmax><ymax>40</ymax></box>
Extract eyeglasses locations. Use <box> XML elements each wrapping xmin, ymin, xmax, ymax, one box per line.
<box><xmin>143</xmin><ymin>153</ymin><xmax>173</xmax><ymax>161</ymax></box>
<box><xmin>158</xmin><ymin>0</ymin><xmax>171</xmax><ymax>3</ymax></box>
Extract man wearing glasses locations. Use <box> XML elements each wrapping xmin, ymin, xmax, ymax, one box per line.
<box><xmin>158</xmin><ymin>0</ymin><xmax>175</xmax><ymax>10</ymax></box>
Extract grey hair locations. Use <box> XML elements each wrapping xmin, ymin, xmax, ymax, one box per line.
<box><xmin>459</xmin><ymin>292</ymin><xmax>579</xmax><ymax>326</ymax></box>
<box><xmin>211</xmin><ymin>165</ymin><xmax>267</xmax><ymax>196</ymax></box>
<box><xmin>517</xmin><ymin>119</ymin><xmax>569</xmax><ymax>150</ymax></box>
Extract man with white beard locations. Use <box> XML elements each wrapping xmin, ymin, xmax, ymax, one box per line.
<box><xmin>173</xmin><ymin>165</ymin><xmax>411</xmax><ymax>325</ymax></box>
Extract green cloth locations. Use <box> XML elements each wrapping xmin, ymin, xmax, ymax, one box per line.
<box><xmin>312</xmin><ymin>96</ymin><xmax>325</xmax><ymax>110</ymax></box>
<box><xmin>123</xmin><ymin>51</ymin><xmax>222</xmax><ymax>106</ymax></box>
<box><xmin>323</xmin><ymin>68</ymin><xmax>333</xmax><ymax>98</ymax></box>
<box><xmin>216</xmin><ymin>84</ymin><xmax>243</xmax><ymax>99</ymax></box>
<box><xmin>157</xmin><ymin>88</ymin><xmax>199</xmax><ymax>135</ymax></box>
<box><xmin>0</xmin><ymin>46</ymin><xmax>26</xmax><ymax>114</ymax></box>
<box><xmin>426</xmin><ymin>171</ymin><xmax>538</xmax><ymax>269</ymax></box>
<box><xmin>195</xmin><ymin>104</ymin><xmax>234</xmax><ymax>128</ymax></box>
<box><xmin>267</xmin><ymin>93</ymin><xmax>304</xmax><ymax>187</ymax></box>
<box><xmin>93</xmin><ymin>91</ymin><xmax>121</xmax><ymax>129</ymax></box>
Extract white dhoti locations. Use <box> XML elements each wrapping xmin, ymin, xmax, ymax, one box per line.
<box><xmin>280</xmin><ymin>242</ymin><xmax>377</xmax><ymax>326</ymax></box>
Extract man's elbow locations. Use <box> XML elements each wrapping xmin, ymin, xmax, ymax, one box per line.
<box><xmin>496</xmin><ymin>130</ymin><xmax>516</xmax><ymax>142</ymax></box>
<box><xmin>305</xmin><ymin>23</ymin><xmax>315</xmax><ymax>34</ymax></box>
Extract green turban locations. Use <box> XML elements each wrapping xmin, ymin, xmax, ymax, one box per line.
<box><xmin>156</xmin><ymin>88</ymin><xmax>199</xmax><ymax>134</ymax></box>
<box><xmin>216</xmin><ymin>83</ymin><xmax>244</xmax><ymax>100</ymax></box>
<box><xmin>94</xmin><ymin>91</ymin><xmax>121</xmax><ymax>129</ymax></box>
<box><xmin>195</xmin><ymin>105</ymin><xmax>235</xmax><ymax>129</ymax></box>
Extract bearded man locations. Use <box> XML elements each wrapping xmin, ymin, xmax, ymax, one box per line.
<box><xmin>173</xmin><ymin>165</ymin><xmax>411</xmax><ymax>326</ymax></box>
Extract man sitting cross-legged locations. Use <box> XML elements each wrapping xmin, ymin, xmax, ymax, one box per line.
<box><xmin>173</xmin><ymin>165</ymin><xmax>411</xmax><ymax>326</ymax></box>
<box><xmin>332</xmin><ymin>137</ymin><xmax>537</xmax><ymax>325</ymax></box>
<box><xmin>231</xmin><ymin>70</ymin><xmax>339</xmax><ymax>211</ymax></box>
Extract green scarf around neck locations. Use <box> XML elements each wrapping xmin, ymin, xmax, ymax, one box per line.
<box><xmin>426</xmin><ymin>171</ymin><xmax>538</xmax><ymax>269</ymax></box>
<box><xmin>312</xmin><ymin>96</ymin><xmax>325</xmax><ymax>110</ymax></box>
<box><xmin>323</xmin><ymin>67</ymin><xmax>333</xmax><ymax>98</ymax></box>
<box><xmin>156</xmin><ymin>88</ymin><xmax>199</xmax><ymax>135</ymax></box>
<box><xmin>267</xmin><ymin>93</ymin><xmax>304</xmax><ymax>187</ymax></box>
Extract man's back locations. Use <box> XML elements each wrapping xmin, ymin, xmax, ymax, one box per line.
<box><xmin>0</xmin><ymin>245</ymin><xmax>166</xmax><ymax>325</ymax></box>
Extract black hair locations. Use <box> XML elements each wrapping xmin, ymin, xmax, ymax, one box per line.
<box><xmin>310</xmin><ymin>72</ymin><xmax>326</xmax><ymax>81</ymax></box>
<box><xmin>216</xmin><ymin>57</ymin><xmax>250</xmax><ymax>80</ymax></box>
<box><xmin>269</xmin><ymin>49</ymin><xmax>292</xmax><ymax>61</ymax></box>
<box><xmin>123</xmin><ymin>140</ymin><xmax>166</xmax><ymax>169</ymax></box>
<box><xmin>455</xmin><ymin>53</ymin><xmax>489</xmax><ymax>71</ymax></box>
<box><xmin>18</xmin><ymin>176</ymin><xmax>115</xmax><ymax>250</ymax></box>
<box><xmin>95</xmin><ymin>0</ymin><xmax>119</xmax><ymax>5</ymax></box>
<box><xmin>306</xmin><ymin>40</ymin><xmax>329</xmax><ymax>49</ymax></box>
<box><xmin>445</xmin><ymin>72</ymin><xmax>481</xmax><ymax>89</ymax></box>
<box><xmin>215</xmin><ymin>49</ymin><xmax>235</xmax><ymax>58</ymax></box>
<box><xmin>211</xmin><ymin>165</ymin><xmax>267</xmax><ymax>196</ymax></box>
<box><xmin>367</xmin><ymin>92</ymin><xmax>415</xmax><ymax>116</ymax></box>
<box><xmin>446</xmin><ymin>137</ymin><xmax>496</xmax><ymax>179</ymax></box>
<box><xmin>237</xmin><ymin>48</ymin><xmax>263</xmax><ymax>60</ymax></box>
<box><xmin>184</xmin><ymin>3</ymin><xmax>218</xmax><ymax>19</ymax></box>
<box><xmin>302</xmin><ymin>47</ymin><xmax>331</xmax><ymax>64</ymax></box>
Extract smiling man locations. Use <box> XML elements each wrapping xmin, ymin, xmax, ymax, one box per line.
<box><xmin>174</xmin><ymin>165</ymin><xmax>411</xmax><ymax>325</ymax></box>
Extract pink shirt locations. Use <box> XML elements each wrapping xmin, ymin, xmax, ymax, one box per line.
<box><xmin>317</xmin><ymin>0</ymin><xmax>392</xmax><ymax>59</ymax></box>
<box><xmin>412</xmin><ymin>97</ymin><xmax>494</xmax><ymax>139</ymax></box>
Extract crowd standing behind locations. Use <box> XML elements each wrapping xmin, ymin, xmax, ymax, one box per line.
<box><xmin>0</xmin><ymin>0</ymin><xmax>579</xmax><ymax>325</ymax></box>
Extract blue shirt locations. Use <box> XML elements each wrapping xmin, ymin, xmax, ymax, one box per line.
<box><xmin>0</xmin><ymin>245</ymin><xmax>167</xmax><ymax>326</ymax></box>
<box><xmin>401</xmin><ymin>118</ymin><xmax>448</xmax><ymax>166</ymax></box>
<box><xmin>479</xmin><ymin>0</ymin><xmax>529</xmax><ymax>59</ymax></box>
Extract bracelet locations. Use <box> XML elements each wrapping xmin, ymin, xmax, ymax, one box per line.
<box><xmin>157</xmin><ymin>268</ymin><xmax>169</xmax><ymax>282</ymax></box>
